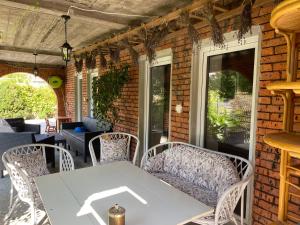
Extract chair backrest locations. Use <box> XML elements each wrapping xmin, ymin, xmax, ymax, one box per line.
<box><xmin>89</xmin><ymin>132</ymin><xmax>140</xmax><ymax>166</ymax></box>
<box><xmin>2</xmin><ymin>144</ymin><xmax>74</xmax><ymax>202</ymax></box>
<box><xmin>45</xmin><ymin>118</ymin><xmax>50</xmax><ymax>126</ymax></box>
<box><xmin>141</xmin><ymin>142</ymin><xmax>253</xmax><ymax>225</ymax></box>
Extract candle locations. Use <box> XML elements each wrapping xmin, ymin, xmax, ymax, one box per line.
<box><xmin>108</xmin><ymin>204</ymin><xmax>125</xmax><ymax>225</ymax></box>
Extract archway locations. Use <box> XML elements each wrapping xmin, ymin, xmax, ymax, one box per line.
<box><xmin>0</xmin><ymin>72</ymin><xmax>58</xmax><ymax>132</ymax></box>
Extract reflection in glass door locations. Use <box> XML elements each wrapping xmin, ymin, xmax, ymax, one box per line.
<box><xmin>204</xmin><ymin>49</ymin><xmax>255</xmax><ymax>159</ymax></box>
<box><xmin>148</xmin><ymin>64</ymin><xmax>171</xmax><ymax>148</ymax></box>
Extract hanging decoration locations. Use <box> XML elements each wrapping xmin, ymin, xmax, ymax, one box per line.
<box><xmin>48</xmin><ymin>76</ymin><xmax>63</xmax><ymax>89</ymax></box>
<box><xmin>140</xmin><ymin>23</ymin><xmax>169</xmax><ymax>62</ymax></box>
<box><xmin>32</xmin><ymin>51</ymin><xmax>38</xmax><ymax>76</ymax></box>
<box><xmin>237</xmin><ymin>0</ymin><xmax>256</xmax><ymax>42</ymax></box>
<box><xmin>178</xmin><ymin>10</ymin><xmax>200</xmax><ymax>44</ymax></box>
<box><xmin>61</xmin><ymin>15</ymin><xmax>73</xmax><ymax>63</ymax></box>
<box><xmin>85</xmin><ymin>50</ymin><xmax>97</xmax><ymax>69</ymax></box>
<box><xmin>74</xmin><ymin>55</ymin><xmax>83</xmax><ymax>73</ymax></box>
<box><xmin>99</xmin><ymin>49</ymin><xmax>107</xmax><ymax>68</ymax></box>
<box><xmin>72</xmin><ymin>0</ymin><xmax>265</xmax><ymax>63</ymax></box>
<box><xmin>121</xmin><ymin>39</ymin><xmax>139</xmax><ymax>65</ymax></box>
<box><xmin>109</xmin><ymin>46</ymin><xmax>120</xmax><ymax>64</ymax></box>
<box><xmin>198</xmin><ymin>2</ymin><xmax>224</xmax><ymax>47</ymax></box>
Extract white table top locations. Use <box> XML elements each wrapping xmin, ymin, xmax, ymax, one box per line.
<box><xmin>35</xmin><ymin>161</ymin><xmax>213</xmax><ymax>225</ymax></box>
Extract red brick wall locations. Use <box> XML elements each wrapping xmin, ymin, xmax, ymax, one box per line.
<box><xmin>0</xmin><ymin>63</ymin><xmax>66</xmax><ymax>116</ymax></box>
<box><xmin>65</xmin><ymin>2</ymin><xmax>300</xmax><ymax>224</ymax></box>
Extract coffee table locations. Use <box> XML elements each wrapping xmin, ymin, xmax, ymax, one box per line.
<box><xmin>35</xmin><ymin>161</ymin><xmax>213</xmax><ymax>225</ymax></box>
<box><xmin>34</xmin><ymin>133</ymin><xmax>66</xmax><ymax>148</ymax></box>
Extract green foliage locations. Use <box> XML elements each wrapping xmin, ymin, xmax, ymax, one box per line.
<box><xmin>0</xmin><ymin>73</ymin><xmax>56</xmax><ymax>119</ymax></box>
<box><xmin>207</xmin><ymin>90</ymin><xmax>240</xmax><ymax>142</ymax></box>
<box><xmin>209</xmin><ymin>70</ymin><xmax>252</xmax><ymax>100</ymax></box>
<box><xmin>92</xmin><ymin>64</ymin><xmax>129</xmax><ymax>126</ymax></box>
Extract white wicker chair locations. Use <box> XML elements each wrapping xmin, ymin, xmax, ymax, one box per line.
<box><xmin>89</xmin><ymin>132</ymin><xmax>140</xmax><ymax>166</ymax></box>
<box><xmin>141</xmin><ymin>142</ymin><xmax>253</xmax><ymax>225</ymax></box>
<box><xmin>2</xmin><ymin>144</ymin><xmax>74</xmax><ymax>225</ymax></box>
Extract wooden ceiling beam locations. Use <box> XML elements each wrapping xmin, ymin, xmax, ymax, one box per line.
<box><xmin>0</xmin><ymin>45</ymin><xmax>62</xmax><ymax>57</ymax></box>
<box><xmin>74</xmin><ymin>0</ymin><xmax>273</xmax><ymax>56</ymax></box>
<box><xmin>0</xmin><ymin>0</ymin><xmax>128</xmax><ymax>26</ymax></box>
<box><xmin>74</xmin><ymin>0</ymin><xmax>213</xmax><ymax>55</ymax></box>
<box><xmin>213</xmin><ymin>6</ymin><xmax>229</xmax><ymax>13</ymax></box>
<box><xmin>0</xmin><ymin>60</ymin><xmax>65</xmax><ymax>69</ymax></box>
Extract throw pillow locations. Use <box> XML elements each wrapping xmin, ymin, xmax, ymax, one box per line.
<box><xmin>100</xmin><ymin>138</ymin><xmax>128</xmax><ymax>163</ymax></box>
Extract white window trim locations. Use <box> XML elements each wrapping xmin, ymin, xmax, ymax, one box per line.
<box><xmin>76</xmin><ymin>72</ymin><xmax>83</xmax><ymax>121</ymax></box>
<box><xmin>139</xmin><ymin>48</ymin><xmax>173</xmax><ymax>153</ymax></box>
<box><xmin>88</xmin><ymin>69</ymin><xmax>98</xmax><ymax>118</ymax></box>
<box><xmin>190</xmin><ymin>26</ymin><xmax>262</xmax><ymax>225</ymax></box>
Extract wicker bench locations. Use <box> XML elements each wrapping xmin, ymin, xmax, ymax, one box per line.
<box><xmin>141</xmin><ymin>142</ymin><xmax>253</xmax><ymax>225</ymax></box>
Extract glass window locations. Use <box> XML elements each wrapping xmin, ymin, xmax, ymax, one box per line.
<box><xmin>148</xmin><ymin>64</ymin><xmax>171</xmax><ymax>148</ymax></box>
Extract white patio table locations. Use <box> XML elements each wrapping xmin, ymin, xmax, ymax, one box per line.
<box><xmin>35</xmin><ymin>161</ymin><xmax>213</xmax><ymax>225</ymax></box>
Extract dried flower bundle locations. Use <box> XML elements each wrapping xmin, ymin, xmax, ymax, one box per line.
<box><xmin>140</xmin><ymin>24</ymin><xmax>169</xmax><ymax>62</ymax></box>
<box><xmin>74</xmin><ymin>55</ymin><xmax>83</xmax><ymax>73</ymax></box>
<box><xmin>199</xmin><ymin>2</ymin><xmax>224</xmax><ymax>47</ymax></box>
<box><xmin>109</xmin><ymin>47</ymin><xmax>120</xmax><ymax>64</ymax></box>
<box><xmin>85</xmin><ymin>51</ymin><xmax>97</xmax><ymax>69</ymax></box>
<box><xmin>121</xmin><ymin>39</ymin><xmax>139</xmax><ymax>65</ymax></box>
<box><xmin>178</xmin><ymin>10</ymin><xmax>200</xmax><ymax>44</ymax></box>
<box><xmin>238</xmin><ymin>0</ymin><xmax>256</xmax><ymax>42</ymax></box>
<box><xmin>99</xmin><ymin>50</ymin><xmax>107</xmax><ymax>68</ymax></box>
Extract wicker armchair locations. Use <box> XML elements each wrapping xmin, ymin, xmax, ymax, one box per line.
<box><xmin>89</xmin><ymin>132</ymin><xmax>140</xmax><ymax>166</ymax></box>
<box><xmin>2</xmin><ymin>144</ymin><xmax>74</xmax><ymax>225</ymax></box>
<box><xmin>141</xmin><ymin>142</ymin><xmax>253</xmax><ymax>225</ymax></box>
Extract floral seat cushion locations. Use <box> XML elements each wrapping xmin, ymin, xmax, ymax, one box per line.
<box><xmin>152</xmin><ymin>172</ymin><xmax>218</xmax><ymax>208</ymax></box>
<box><xmin>100</xmin><ymin>137</ymin><xmax>128</xmax><ymax>163</ymax></box>
<box><xmin>143</xmin><ymin>144</ymin><xmax>240</xmax><ymax>204</ymax></box>
<box><xmin>163</xmin><ymin>145</ymin><xmax>240</xmax><ymax>199</ymax></box>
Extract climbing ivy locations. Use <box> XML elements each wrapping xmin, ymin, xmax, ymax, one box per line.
<box><xmin>92</xmin><ymin>64</ymin><xmax>129</xmax><ymax>127</ymax></box>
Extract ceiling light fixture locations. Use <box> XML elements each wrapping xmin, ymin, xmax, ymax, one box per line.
<box><xmin>33</xmin><ymin>51</ymin><xmax>38</xmax><ymax>76</ymax></box>
<box><xmin>61</xmin><ymin>15</ymin><xmax>72</xmax><ymax>64</ymax></box>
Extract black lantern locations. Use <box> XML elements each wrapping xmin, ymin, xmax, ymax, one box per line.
<box><xmin>61</xmin><ymin>15</ymin><xmax>72</xmax><ymax>62</ymax></box>
<box><xmin>33</xmin><ymin>52</ymin><xmax>38</xmax><ymax>76</ymax></box>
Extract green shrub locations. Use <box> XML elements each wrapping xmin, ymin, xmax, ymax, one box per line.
<box><xmin>0</xmin><ymin>73</ymin><xmax>56</xmax><ymax>119</ymax></box>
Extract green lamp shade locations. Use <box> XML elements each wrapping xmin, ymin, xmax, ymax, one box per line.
<box><xmin>48</xmin><ymin>76</ymin><xmax>63</xmax><ymax>89</ymax></box>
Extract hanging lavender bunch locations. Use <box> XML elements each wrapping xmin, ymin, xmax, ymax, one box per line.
<box><xmin>199</xmin><ymin>2</ymin><xmax>224</xmax><ymax>47</ymax></box>
<box><xmin>99</xmin><ymin>50</ymin><xmax>107</xmax><ymax>68</ymax></box>
<box><xmin>178</xmin><ymin>10</ymin><xmax>200</xmax><ymax>44</ymax></box>
<box><xmin>74</xmin><ymin>55</ymin><xmax>83</xmax><ymax>73</ymax></box>
<box><xmin>109</xmin><ymin>47</ymin><xmax>120</xmax><ymax>64</ymax></box>
<box><xmin>121</xmin><ymin>39</ymin><xmax>139</xmax><ymax>65</ymax></box>
<box><xmin>238</xmin><ymin>0</ymin><xmax>256</xmax><ymax>42</ymax></box>
<box><xmin>85</xmin><ymin>51</ymin><xmax>96</xmax><ymax>69</ymax></box>
<box><xmin>140</xmin><ymin>24</ymin><xmax>169</xmax><ymax>63</ymax></box>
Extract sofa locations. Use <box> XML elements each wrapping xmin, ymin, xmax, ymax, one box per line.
<box><xmin>141</xmin><ymin>142</ymin><xmax>253</xmax><ymax>225</ymax></box>
<box><xmin>61</xmin><ymin>117</ymin><xmax>111</xmax><ymax>162</ymax></box>
<box><xmin>0</xmin><ymin>118</ymin><xmax>41</xmax><ymax>178</ymax></box>
<box><xmin>0</xmin><ymin>118</ymin><xmax>40</xmax><ymax>134</ymax></box>
<box><xmin>0</xmin><ymin>132</ymin><xmax>34</xmax><ymax>178</ymax></box>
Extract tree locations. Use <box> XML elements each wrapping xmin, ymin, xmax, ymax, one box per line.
<box><xmin>0</xmin><ymin>73</ymin><xmax>57</xmax><ymax>119</ymax></box>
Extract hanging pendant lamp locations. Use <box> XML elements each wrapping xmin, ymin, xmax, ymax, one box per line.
<box><xmin>61</xmin><ymin>15</ymin><xmax>72</xmax><ymax>63</ymax></box>
<box><xmin>33</xmin><ymin>51</ymin><xmax>38</xmax><ymax>76</ymax></box>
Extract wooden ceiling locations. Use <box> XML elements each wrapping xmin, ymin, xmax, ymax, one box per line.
<box><xmin>0</xmin><ymin>0</ymin><xmax>193</xmax><ymax>66</ymax></box>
